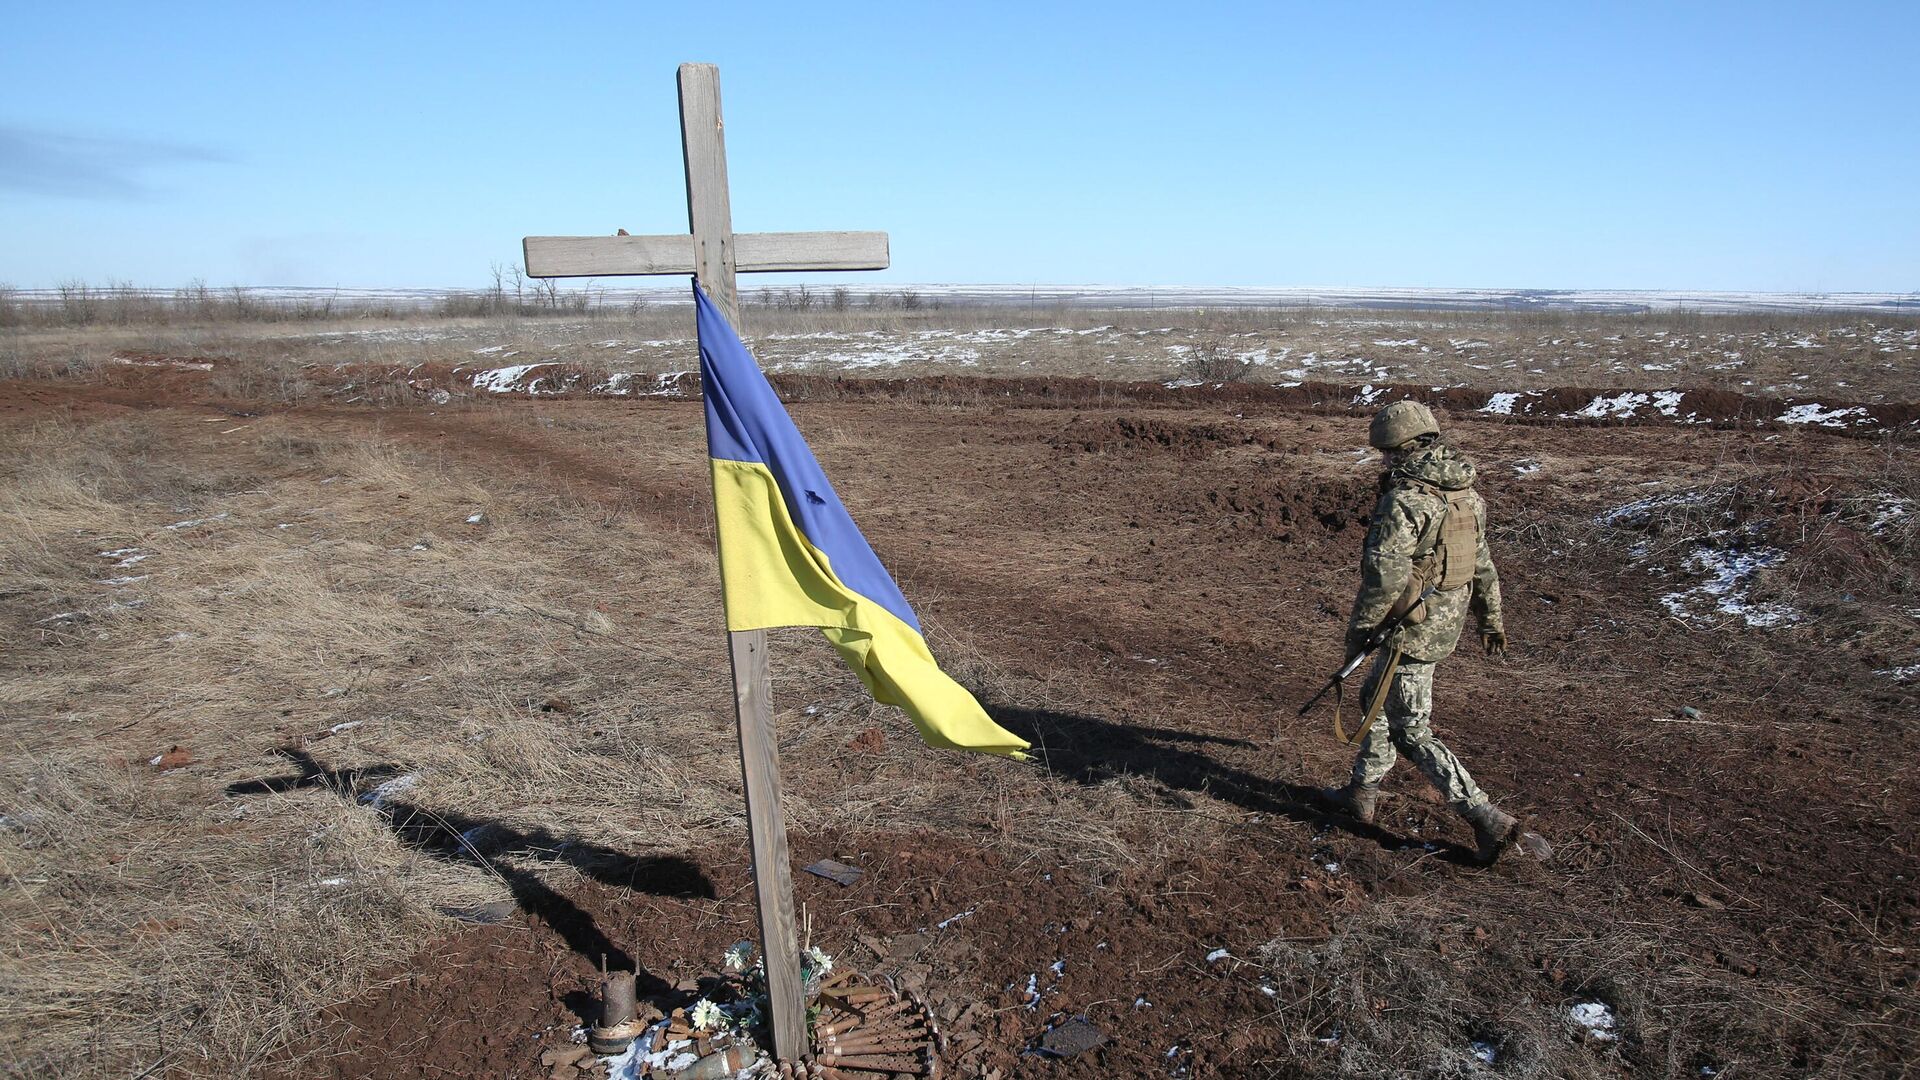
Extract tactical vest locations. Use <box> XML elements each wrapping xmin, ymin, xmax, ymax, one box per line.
<box><xmin>1394</xmin><ymin>483</ymin><xmax>1480</xmax><ymax>624</ymax></box>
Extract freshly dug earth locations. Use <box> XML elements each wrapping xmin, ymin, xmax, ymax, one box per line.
<box><xmin>3</xmin><ymin>364</ymin><xmax>1916</xmax><ymax>1080</ymax></box>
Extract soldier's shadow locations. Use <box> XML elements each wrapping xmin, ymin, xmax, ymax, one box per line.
<box><xmin>227</xmin><ymin>748</ymin><xmax>715</xmax><ymax>987</ymax></box>
<box><xmin>987</xmin><ymin>702</ymin><xmax>1477</xmax><ymax>865</ymax></box>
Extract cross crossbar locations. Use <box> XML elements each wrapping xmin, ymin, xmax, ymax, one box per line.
<box><xmin>523</xmin><ymin>230</ymin><xmax>888</xmax><ymax>278</ymax></box>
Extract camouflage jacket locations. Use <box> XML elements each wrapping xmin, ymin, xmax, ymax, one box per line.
<box><xmin>1346</xmin><ymin>442</ymin><xmax>1503</xmax><ymax>663</ymax></box>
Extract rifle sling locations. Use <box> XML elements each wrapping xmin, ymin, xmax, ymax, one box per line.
<box><xmin>1333</xmin><ymin>643</ymin><xmax>1404</xmax><ymax>745</ymax></box>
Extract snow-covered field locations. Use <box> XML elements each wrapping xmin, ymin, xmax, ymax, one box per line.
<box><xmin>13</xmin><ymin>283</ymin><xmax>1918</xmax><ymax>314</ymax></box>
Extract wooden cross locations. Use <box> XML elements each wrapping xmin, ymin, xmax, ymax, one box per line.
<box><xmin>522</xmin><ymin>63</ymin><xmax>889</xmax><ymax>1061</ymax></box>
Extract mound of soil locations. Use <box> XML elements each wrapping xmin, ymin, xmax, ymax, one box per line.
<box><xmin>1049</xmin><ymin>416</ymin><xmax>1284</xmax><ymax>458</ymax></box>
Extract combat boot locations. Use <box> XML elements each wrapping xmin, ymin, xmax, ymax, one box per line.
<box><xmin>1320</xmin><ymin>780</ymin><xmax>1380</xmax><ymax>825</ymax></box>
<box><xmin>1460</xmin><ymin>801</ymin><xmax>1520</xmax><ymax>864</ymax></box>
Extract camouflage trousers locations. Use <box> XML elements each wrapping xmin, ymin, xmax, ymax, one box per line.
<box><xmin>1347</xmin><ymin>656</ymin><xmax>1488</xmax><ymax>812</ymax></box>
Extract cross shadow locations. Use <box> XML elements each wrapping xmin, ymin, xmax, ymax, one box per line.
<box><xmin>987</xmin><ymin>702</ymin><xmax>1476</xmax><ymax>865</ymax></box>
<box><xmin>227</xmin><ymin>748</ymin><xmax>715</xmax><ymax>985</ymax></box>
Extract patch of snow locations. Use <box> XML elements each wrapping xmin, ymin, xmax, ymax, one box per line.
<box><xmin>471</xmin><ymin>363</ymin><xmax>554</xmax><ymax>394</ymax></box>
<box><xmin>1778</xmin><ymin>403</ymin><xmax>1870</xmax><ymax>427</ymax></box>
<box><xmin>1352</xmin><ymin>384</ymin><xmax>1384</xmax><ymax>405</ymax></box>
<box><xmin>317</xmin><ymin>877</ymin><xmax>348</xmax><ymax>887</ymax></box>
<box><xmin>1205</xmin><ymin>947</ymin><xmax>1231</xmax><ymax>963</ymax></box>
<box><xmin>1471</xmin><ymin>1038</ymin><xmax>1499</xmax><ymax>1064</ymax></box>
<box><xmin>1660</xmin><ymin>545</ymin><xmax>1798</xmax><ymax>628</ymax></box>
<box><xmin>1577</xmin><ymin>391</ymin><xmax>1669</xmax><ymax>419</ymax></box>
<box><xmin>1049</xmin><ymin>960</ymin><xmax>1066</xmax><ymax>977</ymax></box>
<box><xmin>644</xmin><ymin>371</ymin><xmax>693</xmax><ymax>396</ymax></box>
<box><xmin>1512</xmin><ymin>459</ymin><xmax>1542</xmax><ymax>475</ymax></box>
<box><xmin>612</xmin><ymin>1023</ymin><xmax>696</xmax><ymax>1080</ymax></box>
<box><xmin>1481</xmin><ymin>392</ymin><xmax>1524</xmax><ymax>415</ymax></box>
<box><xmin>1877</xmin><ymin>665</ymin><xmax>1920</xmax><ymax>684</ymax></box>
<box><xmin>99</xmin><ymin>575</ymin><xmax>148</xmax><ymax>586</ymax></box>
<box><xmin>1568</xmin><ymin>1001</ymin><xmax>1618</xmax><ymax>1041</ymax></box>
<box><xmin>359</xmin><ymin>773</ymin><xmax>420</xmax><ymax>809</ymax></box>
<box><xmin>1598</xmin><ymin>490</ymin><xmax>1715</xmax><ymax>528</ymax></box>
<box><xmin>1868</xmin><ymin>495</ymin><xmax>1912</xmax><ymax>536</ymax></box>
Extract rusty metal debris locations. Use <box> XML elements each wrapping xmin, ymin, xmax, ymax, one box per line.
<box><xmin>809</xmin><ymin>969</ymin><xmax>940</xmax><ymax>1077</ymax></box>
<box><xmin>801</xmin><ymin>858</ymin><xmax>864</xmax><ymax>887</ymax></box>
<box><xmin>589</xmin><ymin>970</ymin><xmax>644</xmax><ymax>1055</ymax></box>
<box><xmin>600</xmin><ymin>959</ymin><xmax>941</xmax><ymax>1079</ymax></box>
<box><xmin>1037</xmin><ymin>1017</ymin><xmax>1106</xmax><ymax>1057</ymax></box>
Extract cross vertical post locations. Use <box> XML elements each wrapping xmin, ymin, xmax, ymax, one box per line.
<box><xmin>678</xmin><ymin>62</ymin><xmax>806</xmax><ymax>1060</ymax></box>
<box><xmin>520</xmin><ymin>61</ymin><xmax>888</xmax><ymax>1064</ymax></box>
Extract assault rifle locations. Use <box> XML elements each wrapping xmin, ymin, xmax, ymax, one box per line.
<box><xmin>1297</xmin><ymin>585</ymin><xmax>1438</xmax><ymax>717</ymax></box>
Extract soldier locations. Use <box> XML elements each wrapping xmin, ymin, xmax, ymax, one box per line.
<box><xmin>1320</xmin><ymin>400</ymin><xmax>1531</xmax><ymax>864</ymax></box>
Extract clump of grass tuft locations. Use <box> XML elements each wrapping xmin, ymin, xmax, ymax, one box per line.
<box><xmin>1179</xmin><ymin>339</ymin><xmax>1254</xmax><ymax>383</ymax></box>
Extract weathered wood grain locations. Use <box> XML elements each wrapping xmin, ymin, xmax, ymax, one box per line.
<box><xmin>521</xmin><ymin>231</ymin><xmax>888</xmax><ymax>278</ymax></box>
<box><xmin>682</xmin><ymin>61</ymin><xmax>806</xmax><ymax>1061</ymax></box>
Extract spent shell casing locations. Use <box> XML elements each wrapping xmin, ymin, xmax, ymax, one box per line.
<box><xmin>853</xmin><ymin>998</ymin><xmax>912</xmax><ymax>1022</ymax></box>
<box><xmin>824</xmin><ymin>1038</ymin><xmax>924</xmax><ymax>1057</ymax></box>
<box><xmin>818</xmin><ymin>1012</ymin><xmax>865</xmax><ymax>1036</ymax></box>
<box><xmin>818</xmin><ymin>1054</ymin><xmax>926</xmax><ymax>1075</ymax></box>
<box><xmin>829</xmin><ymin>1018</ymin><xmax>923</xmax><ymax>1042</ymax></box>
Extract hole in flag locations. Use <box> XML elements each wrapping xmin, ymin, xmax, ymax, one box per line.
<box><xmin>805</xmin><ymin>490</ymin><xmax>826</xmax><ymax>505</ymax></box>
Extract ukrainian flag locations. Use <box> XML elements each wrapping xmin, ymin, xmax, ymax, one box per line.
<box><xmin>696</xmin><ymin>284</ymin><xmax>1029</xmax><ymax>759</ymax></box>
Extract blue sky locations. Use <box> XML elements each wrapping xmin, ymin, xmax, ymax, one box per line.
<box><xmin>2</xmin><ymin>2</ymin><xmax>1914</xmax><ymax>292</ymax></box>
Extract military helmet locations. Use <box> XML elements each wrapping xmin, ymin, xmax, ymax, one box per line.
<box><xmin>1368</xmin><ymin>400</ymin><xmax>1440</xmax><ymax>450</ymax></box>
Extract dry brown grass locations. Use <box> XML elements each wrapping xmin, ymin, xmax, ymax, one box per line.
<box><xmin>1255</xmin><ymin>886</ymin><xmax>1886</xmax><ymax>1079</ymax></box>
<box><xmin>0</xmin><ymin>408</ymin><xmax>1207</xmax><ymax>1077</ymax></box>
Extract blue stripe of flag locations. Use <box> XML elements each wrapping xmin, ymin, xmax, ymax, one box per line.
<box><xmin>695</xmin><ymin>283</ymin><xmax>922</xmax><ymax>633</ymax></box>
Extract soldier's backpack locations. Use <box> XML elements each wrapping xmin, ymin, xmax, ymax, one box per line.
<box><xmin>1393</xmin><ymin>485</ymin><xmax>1479</xmax><ymax>624</ymax></box>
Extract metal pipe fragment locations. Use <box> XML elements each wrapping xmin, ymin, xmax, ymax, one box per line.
<box><xmin>824</xmin><ymin>1018</ymin><xmax>923</xmax><ymax>1042</ymax></box>
<box><xmin>818</xmin><ymin>969</ymin><xmax>853</xmax><ymax>990</ymax></box>
<box><xmin>588</xmin><ymin>970</ymin><xmax>641</xmax><ymax>1054</ymax></box>
<box><xmin>817</xmin><ymin>1011</ymin><xmax>866</xmax><ymax>1037</ymax></box>
<box><xmin>819</xmin><ymin>1054</ymin><xmax>927</xmax><ymax>1075</ymax></box>
<box><xmin>824</xmin><ymin>1038</ymin><xmax>924</xmax><ymax>1057</ymax></box>
<box><xmin>602</xmin><ymin>971</ymin><xmax>637</xmax><ymax>1028</ymax></box>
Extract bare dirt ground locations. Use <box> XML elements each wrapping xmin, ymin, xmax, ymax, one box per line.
<box><xmin>3</xmin><ymin>311</ymin><xmax>1917</xmax><ymax>1079</ymax></box>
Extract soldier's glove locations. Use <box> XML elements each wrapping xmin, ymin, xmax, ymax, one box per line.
<box><xmin>1482</xmin><ymin>629</ymin><xmax>1507</xmax><ymax>657</ymax></box>
<box><xmin>1344</xmin><ymin>627</ymin><xmax>1371</xmax><ymax>661</ymax></box>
